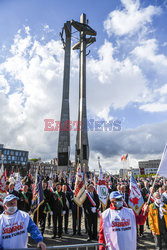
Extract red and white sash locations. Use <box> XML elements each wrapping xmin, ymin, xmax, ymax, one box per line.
<box><xmin>123</xmin><ymin>200</ymin><xmax>128</xmax><ymax>207</ymax></box>
<box><xmin>86</xmin><ymin>191</ymin><xmax>101</xmax><ymax>217</ymax></box>
<box><xmin>50</xmin><ymin>187</ymin><xmax>55</xmax><ymax>193</ymax></box>
<box><xmin>68</xmin><ymin>184</ymin><xmax>73</xmax><ymax>192</ymax></box>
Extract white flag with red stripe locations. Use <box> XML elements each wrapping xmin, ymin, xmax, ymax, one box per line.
<box><xmin>97</xmin><ymin>164</ymin><xmax>108</xmax><ymax>207</ymax></box>
<box><xmin>73</xmin><ymin>164</ymin><xmax>86</xmax><ymax>207</ymax></box>
<box><xmin>0</xmin><ymin>162</ymin><xmax>7</xmax><ymax>206</ymax></box>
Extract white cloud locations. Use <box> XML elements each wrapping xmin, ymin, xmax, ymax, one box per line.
<box><xmin>104</xmin><ymin>0</ymin><xmax>161</xmax><ymax>37</ymax></box>
<box><xmin>132</xmin><ymin>39</ymin><xmax>167</xmax><ymax>67</ymax></box>
<box><xmin>87</xmin><ymin>40</ymin><xmax>149</xmax><ymax>113</ymax></box>
<box><xmin>0</xmin><ymin>75</ymin><xmax>10</xmax><ymax>94</ymax></box>
<box><xmin>156</xmin><ymin>83</ymin><xmax>167</xmax><ymax>95</ymax></box>
<box><xmin>88</xmin><ymin>120</ymin><xmax>166</xmax><ymax>171</ymax></box>
<box><xmin>140</xmin><ymin>103</ymin><xmax>167</xmax><ymax>112</ymax></box>
<box><xmin>97</xmin><ymin>107</ymin><xmax>113</xmax><ymax>121</ymax></box>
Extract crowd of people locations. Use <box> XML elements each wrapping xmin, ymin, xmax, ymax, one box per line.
<box><xmin>0</xmin><ymin>173</ymin><xmax>167</xmax><ymax>249</ymax></box>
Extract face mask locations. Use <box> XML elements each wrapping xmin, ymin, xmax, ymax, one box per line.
<box><xmin>115</xmin><ymin>201</ymin><xmax>123</xmax><ymax>208</ymax></box>
<box><xmin>6</xmin><ymin>206</ymin><xmax>17</xmax><ymax>214</ymax></box>
<box><xmin>155</xmin><ymin>198</ymin><xmax>162</xmax><ymax>204</ymax></box>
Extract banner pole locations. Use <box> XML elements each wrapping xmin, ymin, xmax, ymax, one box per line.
<box><xmin>143</xmin><ymin>172</ymin><xmax>158</xmax><ymax>215</ymax></box>
<box><xmin>77</xmin><ymin>205</ymin><xmax>79</xmax><ymax>232</ymax></box>
<box><xmin>37</xmin><ymin>207</ymin><xmax>39</xmax><ymax>227</ymax></box>
<box><xmin>146</xmin><ymin>172</ymin><xmax>158</xmax><ymax>204</ymax></box>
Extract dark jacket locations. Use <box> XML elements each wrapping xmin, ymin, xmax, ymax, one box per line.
<box><xmin>83</xmin><ymin>191</ymin><xmax>100</xmax><ymax>216</ymax></box>
<box><xmin>18</xmin><ymin>190</ymin><xmax>32</xmax><ymax>212</ymax></box>
<box><xmin>51</xmin><ymin>190</ymin><xmax>66</xmax><ymax>213</ymax></box>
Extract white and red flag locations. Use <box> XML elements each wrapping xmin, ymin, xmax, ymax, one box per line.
<box><xmin>15</xmin><ymin>173</ymin><xmax>22</xmax><ymax>191</ymax></box>
<box><xmin>97</xmin><ymin>163</ymin><xmax>108</xmax><ymax>208</ymax></box>
<box><xmin>0</xmin><ymin>161</ymin><xmax>7</xmax><ymax>206</ymax></box>
<box><xmin>128</xmin><ymin>173</ymin><xmax>144</xmax><ymax>215</ymax></box>
<box><xmin>73</xmin><ymin>163</ymin><xmax>86</xmax><ymax>207</ymax></box>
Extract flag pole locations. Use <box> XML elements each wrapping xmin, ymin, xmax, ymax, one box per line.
<box><xmin>142</xmin><ymin>172</ymin><xmax>159</xmax><ymax>216</ymax></box>
<box><xmin>146</xmin><ymin>144</ymin><xmax>167</xmax><ymax>205</ymax></box>
<box><xmin>98</xmin><ymin>156</ymin><xmax>100</xmax><ymax>170</ymax></box>
<box><xmin>77</xmin><ymin>158</ymin><xmax>79</xmax><ymax>233</ymax></box>
<box><xmin>146</xmin><ymin>172</ymin><xmax>158</xmax><ymax>204</ymax></box>
<box><xmin>37</xmin><ymin>206</ymin><xmax>39</xmax><ymax>227</ymax></box>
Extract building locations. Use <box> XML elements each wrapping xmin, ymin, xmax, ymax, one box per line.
<box><xmin>120</xmin><ymin>167</ymin><xmax>140</xmax><ymax>177</ymax></box>
<box><xmin>29</xmin><ymin>161</ymin><xmax>57</xmax><ymax>177</ymax></box>
<box><xmin>119</xmin><ymin>168</ymin><xmax>128</xmax><ymax>178</ymax></box>
<box><xmin>127</xmin><ymin>168</ymin><xmax>140</xmax><ymax>176</ymax></box>
<box><xmin>131</xmin><ymin>168</ymin><xmax>140</xmax><ymax>175</ymax></box>
<box><xmin>51</xmin><ymin>158</ymin><xmax>58</xmax><ymax>166</ymax></box>
<box><xmin>0</xmin><ymin>144</ymin><xmax>29</xmax><ymax>176</ymax></box>
<box><xmin>138</xmin><ymin>159</ymin><xmax>160</xmax><ymax>175</ymax></box>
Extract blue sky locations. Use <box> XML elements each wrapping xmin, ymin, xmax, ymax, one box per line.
<box><xmin>0</xmin><ymin>0</ymin><xmax>167</xmax><ymax>173</ymax></box>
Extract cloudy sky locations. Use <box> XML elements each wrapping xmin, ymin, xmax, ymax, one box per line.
<box><xmin>0</xmin><ymin>0</ymin><xmax>167</xmax><ymax>173</ymax></box>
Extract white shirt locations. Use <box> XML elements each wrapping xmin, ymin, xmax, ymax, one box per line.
<box><xmin>0</xmin><ymin>210</ymin><xmax>30</xmax><ymax>248</ymax></box>
<box><xmin>102</xmin><ymin>207</ymin><xmax>137</xmax><ymax>250</ymax></box>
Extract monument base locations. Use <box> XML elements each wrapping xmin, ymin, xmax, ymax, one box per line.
<box><xmin>57</xmin><ymin>165</ymin><xmax>68</xmax><ymax>172</ymax></box>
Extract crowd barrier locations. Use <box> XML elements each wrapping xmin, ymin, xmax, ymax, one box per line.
<box><xmin>5</xmin><ymin>243</ymin><xmax>107</xmax><ymax>250</ymax></box>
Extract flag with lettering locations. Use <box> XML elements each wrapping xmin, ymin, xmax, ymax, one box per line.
<box><xmin>128</xmin><ymin>173</ymin><xmax>144</xmax><ymax>215</ymax></box>
<box><xmin>97</xmin><ymin>164</ymin><xmax>108</xmax><ymax>208</ymax></box>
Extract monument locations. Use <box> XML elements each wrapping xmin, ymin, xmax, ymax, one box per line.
<box><xmin>57</xmin><ymin>21</ymin><xmax>71</xmax><ymax>171</ymax></box>
<box><xmin>58</xmin><ymin>14</ymin><xmax>96</xmax><ymax>172</ymax></box>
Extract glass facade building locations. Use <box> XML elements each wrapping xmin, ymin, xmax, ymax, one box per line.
<box><xmin>0</xmin><ymin>144</ymin><xmax>29</xmax><ymax>166</ymax></box>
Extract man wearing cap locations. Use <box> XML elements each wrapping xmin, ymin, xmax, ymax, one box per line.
<box><xmin>0</xmin><ymin>194</ymin><xmax>46</xmax><ymax>249</ymax></box>
<box><xmin>99</xmin><ymin>191</ymin><xmax>149</xmax><ymax>250</ymax></box>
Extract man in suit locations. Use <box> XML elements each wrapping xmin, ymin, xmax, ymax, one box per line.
<box><xmin>141</xmin><ymin>181</ymin><xmax>150</xmax><ymax>203</ymax></box>
<box><xmin>162</xmin><ymin>185</ymin><xmax>167</xmax><ymax>204</ymax></box>
<box><xmin>120</xmin><ymin>185</ymin><xmax>129</xmax><ymax>206</ymax></box>
<box><xmin>83</xmin><ymin>183</ymin><xmax>100</xmax><ymax>241</ymax></box>
<box><xmin>68</xmin><ymin>189</ymin><xmax>82</xmax><ymax>236</ymax></box>
<box><xmin>18</xmin><ymin>181</ymin><xmax>32</xmax><ymax>213</ymax></box>
<box><xmin>33</xmin><ymin>179</ymin><xmax>53</xmax><ymax>236</ymax></box>
<box><xmin>51</xmin><ymin>182</ymin><xmax>66</xmax><ymax>239</ymax></box>
<box><xmin>62</xmin><ymin>184</ymin><xmax>71</xmax><ymax>234</ymax></box>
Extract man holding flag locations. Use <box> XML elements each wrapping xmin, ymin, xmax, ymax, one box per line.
<box><xmin>83</xmin><ymin>183</ymin><xmax>100</xmax><ymax>241</ymax></box>
<box><xmin>31</xmin><ymin>169</ymin><xmax>45</xmax><ymax>229</ymax></box>
<box><xmin>73</xmin><ymin>163</ymin><xmax>86</xmax><ymax>236</ymax></box>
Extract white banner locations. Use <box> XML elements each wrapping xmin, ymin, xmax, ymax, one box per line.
<box><xmin>0</xmin><ymin>172</ymin><xmax>7</xmax><ymax>206</ymax></box>
<box><xmin>15</xmin><ymin>173</ymin><xmax>22</xmax><ymax>191</ymax></box>
<box><xmin>157</xmin><ymin>144</ymin><xmax>167</xmax><ymax>178</ymax></box>
<box><xmin>97</xmin><ymin>184</ymin><xmax>108</xmax><ymax>206</ymax></box>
